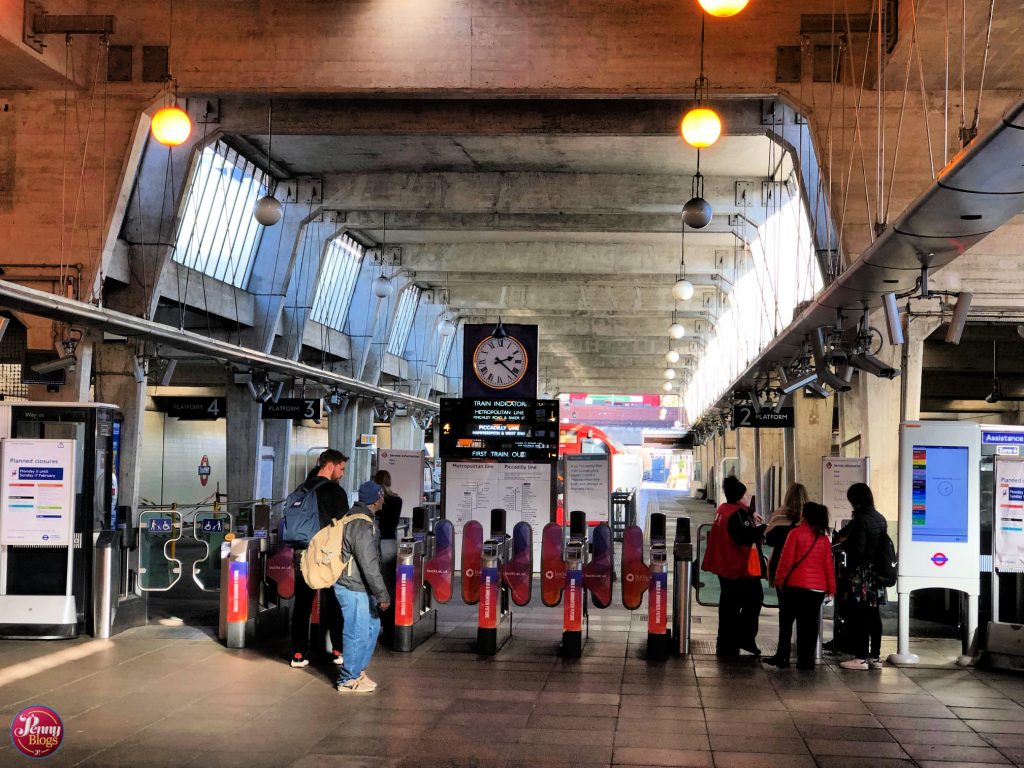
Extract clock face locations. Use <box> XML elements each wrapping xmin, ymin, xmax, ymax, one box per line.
<box><xmin>472</xmin><ymin>336</ymin><xmax>529</xmax><ymax>389</ymax></box>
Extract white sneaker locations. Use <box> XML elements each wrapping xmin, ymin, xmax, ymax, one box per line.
<box><xmin>337</xmin><ymin>678</ymin><xmax>373</xmax><ymax>694</ymax></box>
<box><xmin>868</xmin><ymin>657</ymin><xmax>884</xmax><ymax>669</ymax></box>
<box><xmin>357</xmin><ymin>671</ymin><xmax>378</xmax><ymax>691</ymax></box>
<box><xmin>840</xmin><ymin>658</ymin><xmax>870</xmax><ymax>671</ymax></box>
<box><xmin>333</xmin><ymin>652</ymin><xmax>344</xmax><ymax>666</ymax></box>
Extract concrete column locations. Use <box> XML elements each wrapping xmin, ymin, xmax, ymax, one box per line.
<box><xmin>860</xmin><ymin>338</ymin><xmax>906</xmax><ymax>521</ymax></box>
<box><xmin>390</xmin><ymin>414</ymin><xmax>423</xmax><ymax>452</ymax></box>
<box><xmin>793</xmin><ymin>390</ymin><xmax>833</xmax><ymax>503</ymax></box>
<box><xmin>93</xmin><ymin>342</ymin><xmax>147</xmax><ymax>526</ymax></box>
<box><xmin>263</xmin><ymin>417</ymin><xmax>293</xmax><ymax>500</ymax></box>
<box><xmin>901</xmin><ymin>315</ymin><xmax>942</xmax><ymax>422</ymax></box>
<box><xmin>350</xmin><ymin>404</ymin><xmax>375</xmax><ymax>488</ymax></box>
<box><xmin>225</xmin><ymin>374</ymin><xmax>265</xmax><ymax>504</ymax></box>
<box><xmin>737</xmin><ymin>427</ymin><xmax>756</xmax><ymax>489</ymax></box>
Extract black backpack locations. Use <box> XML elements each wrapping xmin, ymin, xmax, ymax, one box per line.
<box><xmin>874</xmin><ymin>530</ymin><xmax>898</xmax><ymax>588</ymax></box>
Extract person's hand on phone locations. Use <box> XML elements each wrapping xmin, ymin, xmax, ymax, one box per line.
<box><xmin>378</xmin><ymin>601</ymin><xmax>390</xmax><ymax>612</ymax></box>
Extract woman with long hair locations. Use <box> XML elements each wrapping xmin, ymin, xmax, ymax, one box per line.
<box><xmin>763</xmin><ymin>502</ymin><xmax>835</xmax><ymax>670</ymax></box>
<box><xmin>837</xmin><ymin>483</ymin><xmax>889</xmax><ymax>670</ymax></box>
<box><xmin>764</xmin><ymin>483</ymin><xmax>807</xmax><ymax>586</ymax></box>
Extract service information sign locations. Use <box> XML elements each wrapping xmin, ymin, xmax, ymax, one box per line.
<box><xmin>0</xmin><ymin>439</ymin><xmax>76</xmax><ymax>546</ymax></box>
<box><xmin>564</xmin><ymin>454</ymin><xmax>611</xmax><ymax>525</ymax></box>
<box><xmin>378</xmin><ymin>449</ymin><xmax>424</xmax><ymax>510</ymax></box>
<box><xmin>822</xmin><ymin>457</ymin><xmax>869</xmax><ymax>520</ymax></box>
<box><xmin>994</xmin><ymin>457</ymin><xmax>1024</xmax><ymax>572</ymax></box>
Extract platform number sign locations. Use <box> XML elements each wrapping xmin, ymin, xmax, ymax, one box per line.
<box><xmin>732</xmin><ymin>404</ymin><xmax>795</xmax><ymax>429</ymax></box>
<box><xmin>261</xmin><ymin>398</ymin><xmax>321</xmax><ymax>420</ymax></box>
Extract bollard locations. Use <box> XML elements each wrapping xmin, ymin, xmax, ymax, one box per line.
<box><xmin>671</xmin><ymin>517</ymin><xmax>694</xmax><ymax>656</ymax></box>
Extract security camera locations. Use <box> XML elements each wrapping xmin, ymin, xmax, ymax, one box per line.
<box><xmin>817</xmin><ymin>367</ymin><xmax>853</xmax><ymax>392</ymax></box>
<box><xmin>780</xmin><ymin>370</ymin><xmax>818</xmax><ymax>395</ymax></box>
<box><xmin>31</xmin><ymin>356</ymin><xmax>77</xmax><ymax>375</ymax></box>
<box><xmin>847</xmin><ymin>353</ymin><xmax>901</xmax><ymax>380</ymax></box>
<box><xmin>804</xmin><ymin>381</ymin><xmax>832</xmax><ymax>399</ymax></box>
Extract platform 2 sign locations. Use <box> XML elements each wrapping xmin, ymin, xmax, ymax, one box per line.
<box><xmin>732</xmin><ymin>405</ymin><xmax>795</xmax><ymax>429</ymax></box>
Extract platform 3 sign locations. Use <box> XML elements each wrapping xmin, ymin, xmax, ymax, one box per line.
<box><xmin>733</xmin><ymin>405</ymin><xmax>795</xmax><ymax>429</ymax></box>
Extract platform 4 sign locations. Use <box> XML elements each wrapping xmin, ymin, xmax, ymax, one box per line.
<box><xmin>732</xmin><ymin>405</ymin><xmax>795</xmax><ymax>429</ymax></box>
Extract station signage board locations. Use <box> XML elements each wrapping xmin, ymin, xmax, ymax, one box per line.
<box><xmin>261</xmin><ymin>398</ymin><xmax>320</xmax><ymax>420</ymax></box>
<box><xmin>439</xmin><ymin>398</ymin><xmax>559</xmax><ymax>460</ymax></box>
<box><xmin>732</xmin><ymin>404</ymin><xmax>795</xmax><ymax>429</ymax></box>
<box><xmin>154</xmin><ymin>397</ymin><xmax>226</xmax><ymax>421</ymax></box>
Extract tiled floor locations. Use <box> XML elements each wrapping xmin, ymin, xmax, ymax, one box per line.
<box><xmin>1</xmin><ymin>495</ymin><xmax>1022</xmax><ymax>767</ymax></box>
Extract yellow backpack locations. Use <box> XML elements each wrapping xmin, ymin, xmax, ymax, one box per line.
<box><xmin>299</xmin><ymin>513</ymin><xmax>373</xmax><ymax>589</ymax></box>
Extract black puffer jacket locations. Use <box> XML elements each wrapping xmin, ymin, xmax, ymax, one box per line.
<box><xmin>335</xmin><ymin>502</ymin><xmax>390</xmax><ymax>604</ymax></box>
<box><xmin>840</xmin><ymin>505</ymin><xmax>888</xmax><ymax>568</ymax></box>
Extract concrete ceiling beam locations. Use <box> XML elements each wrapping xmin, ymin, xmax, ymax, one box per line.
<box><xmin>321</xmin><ymin>171</ymin><xmax>768</xmax><ymax>216</ymax></box>
<box><xmin>333</xmin><ymin>211</ymin><xmax>743</xmax><ymax>235</ymax></box>
<box><xmin>218</xmin><ymin>97</ymin><xmax>768</xmax><ymax>137</ymax></box>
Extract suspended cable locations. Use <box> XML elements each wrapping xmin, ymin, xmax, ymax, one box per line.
<box><xmin>909</xmin><ymin>0</ymin><xmax>936</xmax><ymax>178</ymax></box>
<box><xmin>971</xmin><ymin>0</ymin><xmax>997</xmax><ymax>137</ymax></box>
<box><xmin>944</xmin><ymin>0</ymin><xmax>950</xmax><ymax>164</ymax></box>
<box><xmin>883</xmin><ymin>5</ymin><xmax>920</xmax><ymax>224</ymax></box>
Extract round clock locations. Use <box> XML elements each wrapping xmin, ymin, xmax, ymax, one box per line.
<box><xmin>472</xmin><ymin>335</ymin><xmax>529</xmax><ymax>390</ymax></box>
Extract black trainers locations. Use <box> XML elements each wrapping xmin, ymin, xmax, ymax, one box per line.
<box><xmin>290</xmin><ymin>653</ymin><xmax>309</xmax><ymax>668</ymax></box>
<box><xmin>761</xmin><ymin>655</ymin><xmax>790</xmax><ymax>669</ymax></box>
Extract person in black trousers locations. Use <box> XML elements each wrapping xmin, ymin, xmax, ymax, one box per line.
<box><xmin>373</xmin><ymin>469</ymin><xmax>403</xmax><ymax>637</ymax></box>
<box><xmin>837</xmin><ymin>483</ymin><xmax>888</xmax><ymax>670</ymax></box>
<box><xmin>289</xmin><ymin>449</ymin><xmax>349</xmax><ymax>668</ymax></box>
<box><xmin>763</xmin><ymin>502</ymin><xmax>836</xmax><ymax>670</ymax></box>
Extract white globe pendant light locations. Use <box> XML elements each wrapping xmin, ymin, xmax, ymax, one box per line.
<box><xmin>669</xmin><ymin>322</ymin><xmax>686</xmax><ymax>339</ymax></box>
<box><xmin>664</xmin><ymin>368</ymin><xmax>676</xmax><ymax>380</ymax></box>
<box><xmin>372</xmin><ymin>274</ymin><xmax>393</xmax><ymax>298</ymax></box>
<box><xmin>665</xmin><ymin>349</ymin><xmax>680</xmax><ymax>364</ymax></box>
<box><xmin>672</xmin><ymin>278</ymin><xmax>695</xmax><ymax>301</ymax></box>
<box><xmin>663</xmin><ymin>381</ymin><xmax>674</xmax><ymax>392</ymax></box>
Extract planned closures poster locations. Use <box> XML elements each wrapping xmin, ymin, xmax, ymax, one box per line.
<box><xmin>994</xmin><ymin>458</ymin><xmax>1024</xmax><ymax>572</ymax></box>
<box><xmin>0</xmin><ymin>439</ymin><xmax>76</xmax><ymax>546</ymax></box>
<box><xmin>911</xmin><ymin>445</ymin><xmax>969</xmax><ymax>543</ymax></box>
<box><xmin>444</xmin><ymin>460</ymin><xmax>552</xmax><ymax>567</ymax></box>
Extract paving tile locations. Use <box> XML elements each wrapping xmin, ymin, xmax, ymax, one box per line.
<box><xmin>865</xmin><ymin>701</ymin><xmax>957</xmax><ymax>718</ymax></box>
<box><xmin>612</xmin><ymin>746</ymin><xmax>714</xmax><ymax>766</ymax></box>
<box><xmin>814</xmin><ymin>758</ymin><xmax>916</xmax><ymax>768</ymax></box>
<box><xmin>889</xmin><ymin>728</ymin><xmax>989</xmax><ymax>746</ymax></box>
<box><xmin>782</xmin><ymin>698</ymin><xmax>870</xmax><ymax>714</ymax></box>
<box><xmin>708</xmin><ymin>735</ymin><xmax>810</xmax><ymax>754</ymax></box>
<box><xmin>916</xmin><ymin>763</ymin><xmax>1017</xmax><ymax>768</ymax></box>
<box><xmin>712</xmin><ymin>754</ymin><xmax>817</xmax><ymax>768</ymax></box>
<box><xmin>617</xmin><ymin>703</ymin><xmax>705</xmax><ymax>720</ymax></box>
<box><xmin>876</xmin><ymin>715</ymin><xmax>973</xmax><ymax>731</ymax></box>
<box><xmin>614</xmin><ymin>730</ymin><xmax>710</xmax><ymax>750</ymax></box>
<box><xmin>615</xmin><ymin>717</ymin><xmax>708</xmax><ymax>736</ymax></box>
<box><xmin>902</xmin><ymin>743</ymin><xmax>1012</xmax><ymax>763</ymax></box>
<box><xmin>795</xmin><ymin>712</ymin><xmax>883</xmax><ymax>729</ymax></box>
<box><xmin>526</xmin><ymin>714</ymin><xmax>617</xmax><ymax>731</ymax></box>
<box><xmin>796</xmin><ymin>723</ymin><xmax>896</xmax><ymax>742</ymax></box>
<box><xmin>703</xmin><ymin>708</ymin><xmax>795</xmax><ymax>725</ymax></box>
<box><xmin>707</xmin><ymin>720</ymin><xmax>800</xmax><ymax>738</ymax></box>
<box><xmin>805</xmin><ymin>738</ymin><xmax>910</xmax><ymax>759</ymax></box>
<box><xmin>984</xmin><ymin>734</ymin><xmax>1024</xmax><ymax>749</ymax></box>
<box><xmin>951</xmin><ymin>707</ymin><xmax>1024</xmax><ymax>721</ymax></box>
<box><xmin>968</xmin><ymin>719</ymin><xmax>1024</xmax><ymax>735</ymax></box>
<box><xmin>518</xmin><ymin>728</ymin><xmax>616</xmax><ymax>747</ymax></box>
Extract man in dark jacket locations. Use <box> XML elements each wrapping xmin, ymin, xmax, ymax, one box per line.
<box><xmin>335</xmin><ymin>480</ymin><xmax>391</xmax><ymax>693</ymax></box>
<box><xmin>289</xmin><ymin>449</ymin><xmax>348</xmax><ymax>668</ymax></box>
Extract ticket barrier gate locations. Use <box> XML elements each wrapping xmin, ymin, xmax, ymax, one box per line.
<box><xmin>219</xmin><ymin>532</ymin><xmax>288</xmax><ymax>648</ymax></box>
<box><xmin>541</xmin><ymin>511</ymin><xmax>613</xmax><ymax>658</ymax></box>
<box><xmin>461</xmin><ymin>509</ymin><xmax>534</xmax><ymax>655</ymax></box>
<box><xmin>392</xmin><ymin>507</ymin><xmax>455</xmax><ymax>652</ymax></box>
<box><xmin>621</xmin><ymin>513</ymin><xmax>670</xmax><ymax>660</ymax></box>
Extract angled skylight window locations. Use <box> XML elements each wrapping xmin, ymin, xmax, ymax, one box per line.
<box><xmin>310</xmin><ymin>234</ymin><xmax>364</xmax><ymax>332</ymax></box>
<box><xmin>386</xmin><ymin>285</ymin><xmax>421</xmax><ymax>357</ymax></box>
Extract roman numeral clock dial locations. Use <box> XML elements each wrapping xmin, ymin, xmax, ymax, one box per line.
<box><xmin>472</xmin><ymin>336</ymin><xmax>529</xmax><ymax>389</ymax></box>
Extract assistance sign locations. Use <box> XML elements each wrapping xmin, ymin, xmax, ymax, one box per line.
<box><xmin>1</xmin><ymin>439</ymin><xmax>76</xmax><ymax>546</ymax></box>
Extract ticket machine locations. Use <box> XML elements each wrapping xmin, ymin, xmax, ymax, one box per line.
<box><xmin>621</xmin><ymin>513</ymin><xmax>670</xmax><ymax>660</ymax></box>
<box><xmin>541</xmin><ymin>511</ymin><xmax>613</xmax><ymax>658</ymax></box>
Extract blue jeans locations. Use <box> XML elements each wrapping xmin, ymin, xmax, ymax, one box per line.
<box><xmin>333</xmin><ymin>586</ymin><xmax>381</xmax><ymax>685</ymax></box>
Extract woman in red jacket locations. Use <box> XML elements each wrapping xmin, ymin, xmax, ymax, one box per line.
<box><xmin>762</xmin><ymin>502</ymin><xmax>835</xmax><ymax>670</ymax></box>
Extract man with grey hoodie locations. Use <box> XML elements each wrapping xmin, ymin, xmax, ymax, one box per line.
<box><xmin>334</xmin><ymin>480</ymin><xmax>391</xmax><ymax>693</ymax></box>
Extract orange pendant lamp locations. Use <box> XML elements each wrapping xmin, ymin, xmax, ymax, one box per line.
<box><xmin>680</xmin><ymin>16</ymin><xmax>722</xmax><ymax>149</ymax></box>
<box><xmin>151</xmin><ymin>105</ymin><xmax>192</xmax><ymax>147</ymax></box>
<box><xmin>697</xmin><ymin>0</ymin><xmax>750</xmax><ymax>18</ymax></box>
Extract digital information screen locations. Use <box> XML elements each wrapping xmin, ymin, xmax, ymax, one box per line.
<box><xmin>911</xmin><ymin>444</ymin><xmax>970</xmax><ymax>543</ymax></box>
<box><xmin>439</xmin><ymin>398</ymin><xmax>559</xmax><ymax>460</ymax></box>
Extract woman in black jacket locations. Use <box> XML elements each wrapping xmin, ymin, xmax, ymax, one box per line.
<box><xmin>837</xmin><ymin>483</ymin><xmax>889</xmax><ymax>670</ymax></box>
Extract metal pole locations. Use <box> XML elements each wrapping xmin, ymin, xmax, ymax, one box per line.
<box><xmin>753</xmin><ymin>427</ymin><xmax>764</xmax><ymax>513</ymax></box>
<box><xmin>672</xmin><ymin>517</ymin><xmax>693</xmax><ymax>656</ymax></box>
